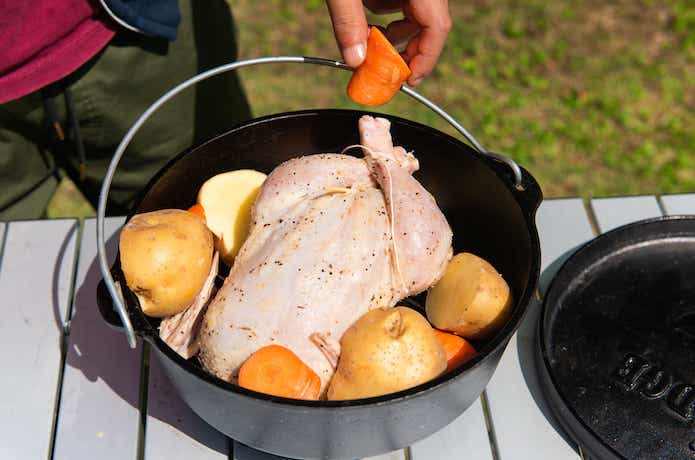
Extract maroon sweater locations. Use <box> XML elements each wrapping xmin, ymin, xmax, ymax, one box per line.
<box><xmin>0</xmin><ymin>0</ymin><xmax>116</xmax><ymax>103</ymax></box>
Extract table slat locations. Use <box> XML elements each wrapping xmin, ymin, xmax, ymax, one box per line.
<box><xmin>592</xmin><ymin>195</ymin><xmax>665</xmax><ymax>228</ymax></box>
<box><xmin>144</xmin><ymin>350</ymin><xmax>230</xmax><ymax>459</ymax></box>
<box><xmin>660</xmin><ymin>194</ymin><xmax>695</xmax><ymax>215</ymax></box>
<box><xmin>0</xmin><ymin>219</ymin><xmax>78</xmax><ymax>459</ymax></box>
<box><xmin>409</xmin><ymin>398</ymin><xmax>491</xmax><ymax>459</ymax></box>
<box><xmin>591</xmin><ymin>196</ymin><xmax>661</xmax><ymax>232</ymax></box>
<box><xmin>486</xmin><ymin>199</ymin><xmax>596</xmax><ymax>460</ymax></box>
<box><xmin>0</xmin><ymin>223</ymin><xmax>6</xmax><ymax>256</ymax></box>
<box><xmin>53</xmin><ymin>218</ymin><xmax>143</xmax><ymax>460</ymax></box>
<box><xmin>536</xmin><ymin>199</ymin><xmax>595</xmax><ymax>294</ymax></box>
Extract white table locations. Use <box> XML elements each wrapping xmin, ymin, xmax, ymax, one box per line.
<box><xmin>1</xmin><ymin>194</ymin><xmax>693</xmax><ymax>459</ymax></box>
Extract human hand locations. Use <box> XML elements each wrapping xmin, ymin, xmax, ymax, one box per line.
<box><xmin>326</xmin><ymin>0</ymin><xmax>452</xmax><ymax>86</ymax></box>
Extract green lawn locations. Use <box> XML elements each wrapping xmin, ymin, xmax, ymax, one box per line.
<box><xmin>48</xmin><ymin>0</ymin><xmax>695</xmax><ymax>218</ymax></box>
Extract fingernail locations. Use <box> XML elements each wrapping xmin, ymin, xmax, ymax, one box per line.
<box><xmin>344</xmin><ymin>44</ymin><xmax>366</xmax><ymax>67</ymax></box>
<box><xmin>410</xmin><ymin>77</ymin><xmax>423</xmax><ymax>86</ymax></box>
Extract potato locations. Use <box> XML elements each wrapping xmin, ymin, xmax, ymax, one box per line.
<box><xmin>327</xmin><ymin>307</ymin><xmax>446</xmax><ymax>400</ymax></box>
<box><xmin>119</xmin><ymin>209</ymin><xmax>214</xmax><ymax>317</ymax></box>
<box><xmin>197</xmin><ymin>170</ymin><xmax>267</xmax><ymax>265</ymax></box>
<box><xmin>426</xmin><ymin>252</ymin><xmax>512</xmax><ymax>339</ymax></box>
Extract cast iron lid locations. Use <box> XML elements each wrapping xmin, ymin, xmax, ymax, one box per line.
<box><xmin>538</xmin><ymin>216</ymin><xmax>695</xmax><ymax>460</ymax></box>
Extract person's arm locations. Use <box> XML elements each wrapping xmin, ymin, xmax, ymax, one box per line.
<box><xmin>326</xmin><ymin>0</ymin><xmax>452</xmax><ymax>86</ymax></box>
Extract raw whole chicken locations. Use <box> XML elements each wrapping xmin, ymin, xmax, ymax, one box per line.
<box><xmin>196</xmin><ymin>115</ymin><xmax>453</xmax><ymax>392</ymax></box>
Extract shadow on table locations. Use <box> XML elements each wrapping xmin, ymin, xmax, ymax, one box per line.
<box><xmin>515</xmin><ymin>246</ymin><xmax>585</xmax><ymax>454</ymax></box>
<box><xmin>233</xmin><ymin>442</ymin><xmax>293</xmax><ymax>460</ymax></box>
<box><xmin>64</xmin><ymin>228</ymin><xmax>228</xmax><ymax>456</ymax></box>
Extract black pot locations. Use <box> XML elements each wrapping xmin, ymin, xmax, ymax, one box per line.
<box><xmin>98</xmin><ymin>109</ymin><xmax>543</xmax><ymax>459</ymax></box>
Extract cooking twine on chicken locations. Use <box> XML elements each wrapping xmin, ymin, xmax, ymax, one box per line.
<box><xmin>339</xmin><ymin>143</ymin><xmax>409</xmax><ymax>297</ymax></box>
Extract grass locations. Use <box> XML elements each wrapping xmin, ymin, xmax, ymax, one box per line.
<box><xmin>45</xmin><ymin>176</ymin><xmax>95</xmax><ymax>220</ymax></box>
<box><xmin>48</xmin><ymin>0</ymin><xmax>695</xmax><ymax>218</ymax></box>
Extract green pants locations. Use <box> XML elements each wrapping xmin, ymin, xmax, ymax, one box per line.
<box><xmin>0</xmin><ymin>0</ymin><xmax>251</xmax><ymax>220</ymax></box>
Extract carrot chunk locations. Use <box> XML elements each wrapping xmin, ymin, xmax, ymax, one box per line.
<box><xmin>187</xmin><ymin>203</ymin><xmax>206</xmax><ymax>223</ymax></box>
<box><xmin>238</xmin><ymin>345</ymin><xmax>321</xmax><ymax>400</ymax></box>
<box><xmin>433</xmin><ymin>329</ymin><xmax>477</xmax><ymax>372</ymax></box>
<box><xmin>347</xmin><ymin>26</ymin><xmax>412</xmax><ymax>106</ymax></box>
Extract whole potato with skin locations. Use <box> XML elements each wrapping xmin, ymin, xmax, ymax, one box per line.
<box><xmin>119</xmin><ymin>209</ymin><xmax>214</xmax><ymax>318</ymax></box>
<box><xmin>426</xmin><ymin>252</ymin><xmax>512</xmax><ymax>339</ymax></box>
<box><xmin>327</xmin><ymin>307</ymin><xmax>446</xmax><ymax>400</ymax></box>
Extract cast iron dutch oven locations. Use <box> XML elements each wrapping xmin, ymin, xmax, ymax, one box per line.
<box><xmin>96</xmin><ymin>57</ymin><xmax>542</xmax><ymax>459</ymax></box>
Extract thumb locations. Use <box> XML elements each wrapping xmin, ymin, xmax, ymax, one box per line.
<box><xmin>326</xmin><ymin>0</ymin><xmax>368</xmax><ymax>67</ymax></box>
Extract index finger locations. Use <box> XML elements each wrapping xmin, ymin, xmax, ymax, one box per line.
<box><xmin>405</xmin><ymin>5</ymin><xmax>452</xmax><ymax>85</ymax></box>
<box><xmin>326</xmin><ymin>0</ymin><xmax>369</xmax><ymax>67</ymax></box>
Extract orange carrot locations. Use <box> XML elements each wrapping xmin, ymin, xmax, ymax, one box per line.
<box><xmin>238</xmin><ymin>345</ymin><xmax>321</xmax><ymax>400</ymax></box>
<box><xmin>434</xmin><ymin>329</ymin><xmax>477</xmax><ymax>372</ymax></box>
<box><xmin>347</xmin><ymin>26</ymin><xmax>412</xmax><ymax>106</ymax></box>
<box><xmin>187</xmin><ymin>203</ymin><xmax>206</xmax><ymax>223</ymax></box>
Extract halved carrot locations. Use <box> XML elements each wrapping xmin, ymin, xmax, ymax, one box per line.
<box><xmin>238</xmin><ymin>345</ymin><xmax>321</xmax><ymax>400</ymax></box>
<box><xmin>433</xmin><ymin>329</ymin><xmax>477</xmax><ymax>372</ymax></box>
<box><xmin>347</xmin><ymin>26</ymin><xmax>412</xmax><ymax>106</ymax></box>
<box><xmin>187</xmin><ymin>203</ymin><xmax>206</xmax><ymax>223</ymax></box>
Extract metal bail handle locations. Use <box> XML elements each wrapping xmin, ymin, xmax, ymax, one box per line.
<box><xmin>97</xmin><ymin>56</ymin><xmax>524</xmax><ymax>349</ymax></box>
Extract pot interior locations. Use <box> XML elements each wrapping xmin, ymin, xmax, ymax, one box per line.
<box><xmin>122</xmin><ymin>109</ymin><xmax>539</xmax><ymax>402</ymax></box>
